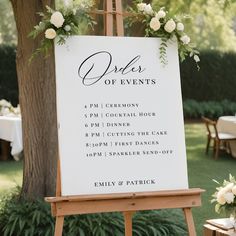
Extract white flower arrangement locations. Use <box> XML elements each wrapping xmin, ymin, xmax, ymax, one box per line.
<box><xmin>29</xmin><ymin>2</ymin><xmax>95</xmax><ymax>60</ymax></box>
<box><xmin>130</xmin><ymin>0</ymin><xmax>200</xmax><ymax>68</ymax></box>
<box><xmin>0</xmin><ymin>99</ymin><xmax>20</xmax><ymax>116</ymax></box>
<box><xmin>211</xmin><ymin>174</ymin><xmax>236</xmax><ymax>217</ymax></box>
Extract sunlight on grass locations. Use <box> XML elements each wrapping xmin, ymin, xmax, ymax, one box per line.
<box><xmin>187</xmin><ymin>144</ymin><xmax>205</xmax><ymax>151</ymax></box>
<box><xmin>0</xmin><ymin>161</ymin><xmax>23</xmax><ymax>197</ymax></box>
<box><xmin>0</xmin><ymin>179</ymin><xmax>19</xmax><ymax>196</ymax></box>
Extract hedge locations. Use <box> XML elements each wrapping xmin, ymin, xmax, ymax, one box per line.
<box><xmin>183</xmin><ymin>99</ymin><xmax>236</xmax><ymax>119</ymax></box>
<box><xmin>0</xmin><ymin>45</ymin><xmax>18</xmax><ymax>106</ymax></box>
<box><xmin>1</xmin><ymin>46</ymin><xmax>236</xmax><ymax>105</ymax></box>
<box><xmin>180</xmin><ymin>51</ymin><xmax>236</xmax><ymax>102</ymax></box>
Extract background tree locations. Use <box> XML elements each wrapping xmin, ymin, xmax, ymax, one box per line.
<box><xmin>152</xmin><ymin>0</ymin><xmax>236</xmax><ymax>52</ymax></box>
<box><xmin>0</xmin><ymin>0</ymin><xmax>16</xmax><ymax>45</ymax></box>
<box><xmin>190</xmin><ymin>0</ymin><xmax>236</xmax><ymax>51</ymax></box>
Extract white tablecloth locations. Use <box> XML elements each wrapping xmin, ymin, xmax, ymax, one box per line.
<box><xmin>0</xmin><ymin>116</ymin><xmax>23</xmax><ymax>157</ymax></box>
<box><xmin>217</xmin><ymin>116</ymin><xmax>236</xmax><ymax>158</ymax></box>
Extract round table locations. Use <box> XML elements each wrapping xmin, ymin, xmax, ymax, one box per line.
<box><xmin>0</xmin><ymin>116</ymin><xmax>22</xmax><ymax>160</ymax></box>
<box><xmin>217</xmin><ymin>116</ymin><xmax>236</xmax><ymax>158</ymax></box>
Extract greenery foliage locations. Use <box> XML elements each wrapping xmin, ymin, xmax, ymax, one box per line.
<box><xmin>0</xmin><ymin>45</ymin><xmax>18</xmax><ymax>106</ymax></box>
<box><xmin>0</xmin><ymin>189</ymin><xmax>54</xmax><ymax>236</ymax></box>
<box><xmin>183</xmin><ymin>99</ymin><xmax>236</xmax><ymax>119</ymax></box>
<box><xmin>0</xmin><ymin>189</ymin><xmax>187</xmax><ymax>236</ymax></box>
<box><xmin>29</xmin><ymin>3</ymin><xmax>95</xmax><ymax>60</ymax></box>
<box><xmin>128</xmin><ymin>0</ymin><xmax>200</xmax><ymax>67</ymax></box>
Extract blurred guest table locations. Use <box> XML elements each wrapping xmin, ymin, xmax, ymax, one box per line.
<box><xmin>217</xmin><ymin>116</ymin><xmax>236</xmax><ymax>158</ymax></box>
<box><xmin>0</xmin><ymin>116</ymin><xmax>22</xmax><ymax>160</ymax></box>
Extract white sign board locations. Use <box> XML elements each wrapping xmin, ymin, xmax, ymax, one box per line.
<box><xmin>55</xmin><ymin>36</ymin><xmax>189</xmax><ymax>196</ymax></box>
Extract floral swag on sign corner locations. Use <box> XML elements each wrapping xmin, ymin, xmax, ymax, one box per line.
<box><xmin>30</xmin><ymin>0</ymin><xmax>200</xmax><ymax>68</ymax></box>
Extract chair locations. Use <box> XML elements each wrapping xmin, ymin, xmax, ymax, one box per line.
<box><xmin>202</xmin><ymin>116</ymin><xmax>236</xmax><ymax>159</ymax></box>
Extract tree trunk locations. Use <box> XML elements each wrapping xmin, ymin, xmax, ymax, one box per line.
<box><xmin>10</xmin><ymin>0</ymin><xmax>58</xmax><ymax>199</ymax></box>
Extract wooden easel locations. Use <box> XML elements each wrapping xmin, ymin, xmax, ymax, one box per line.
<box><xmin>46</xmin><ymin>1</ymin><xmax>204</xmax><ymax>235</ymax></box>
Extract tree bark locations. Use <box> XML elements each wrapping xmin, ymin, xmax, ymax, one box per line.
<box><xmin>10</xmin><ymin>0</ymin><xmax>58</xmax><ymax>199</ymax></box>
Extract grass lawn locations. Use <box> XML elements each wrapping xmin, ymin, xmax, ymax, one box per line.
<box><xmin>0</xmin><ymin>123</ymin><xmax>236</xmax><ymax>235</ymax></box>
<box><xmin>186</xmin><ymin>123</ymin><xmax>236</xmax><ymax>235</ymax></box>
<box><xmin>0</xmin><ymin>160</ymin><xmax>22</xmax><ymax>197</ymax></box>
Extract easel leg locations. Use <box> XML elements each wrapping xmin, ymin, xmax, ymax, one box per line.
<box><xmin>54</xmin><ymin>216</ymin><xmax>64</xmax><ymax>236</ymax></box>
<box><xmin>183</xmin><ymin>208</ymin><xmax>196</xmax><ymax>236</ymax></box>
<box><xmin>123</xmin><ymin>211</ymin><xmax>135</xmax><ymax>236</ymax></box>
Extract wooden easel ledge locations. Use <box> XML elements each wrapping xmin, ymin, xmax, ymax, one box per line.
<box><xmin>46</xmin><ymin>188</ymin><xmax>204</xmax><ymax>202</ymax></box>
<box><xmin>45</xmin><ymin>188</ymin><xmax>204</xmax><ymax>217</ymax></box>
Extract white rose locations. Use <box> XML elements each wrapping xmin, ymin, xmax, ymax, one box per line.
<box><xmin>45</xmin><ymin>28</ymin><xmax>57</xmax><ymax>39</ymax></box>
<box><xmin>143</xmin><ymin>4</ymin><xmax>153</xmax><ymax>15</ymax></box>
<box><xmin>150</xmin><ymin>17</ymin><xmax>161</xmax><ymax>31</ymax></box>
<box><xmin>156</xmin><ymin>10</ymin><xmax>166</xmax><ymax>19</ymax></box>
<box><xmin>219</xmin><ymin>187</ymin><xmax>228</xmax><ymax>195</ymax></box>
<box><xmin>164</xmin><ymin>19</ymin><xmax>176</xmax><ymax>33</ymax></box>
<box><xmin>217</xmin><ymin>192</ymin><xmax>226</xmax><ymax>205</ymax></box>
<box><xmin>50</xmin><ymin>11</ymin><xmax>65</xmax><ymax>28</ymax></box>
<box><xmin>177</xmin><ymin>22</ymin><xmax>184</xmax><ymax>31</ymax></box>
<box><xmin>232</xmin><ymin>186</ymin><xmax>236</xmax><ymax>195</ymax></box>
<box><xmin>194</xmin><ymin>55</ymin><xmax>200</xmax><ymax>62</ymax></box>
<box><xmin>225</xmin><ymin>183</ymin><xmax>234</xmax><ymax>191</ymax></box>
<box><xmin>224</xmin><ymin>192</ymin><xmax>235</xmax><ymax>204</ymax></box>
<box><xmin>137</xmin><ymin>3</ymin><xmax>147</xmax><ymax>12</ymax></box>
<box><xmin>180</xmin><ymin>35</ymin><xmax>191</xmax><ymax>44</ymax></box>
<box><xmin>64</xmin><ymin>25</ymin><xmax>71</xmax><ymax>32</ymax></box>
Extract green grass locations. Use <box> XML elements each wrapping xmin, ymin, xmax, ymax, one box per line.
<box><xmin>186</xmin><ymin>123</ymin><xmax>236</xmax><ymax>235</ymax></box>
<box><xmin>0</xmin><ymin>160</ymin><xmax>23</xmax><ymax>197</ymax></box>
<box><xmin>1</xmin><ymin>123</ymin><xmax>236</xmax><ymax>235</ymax></box>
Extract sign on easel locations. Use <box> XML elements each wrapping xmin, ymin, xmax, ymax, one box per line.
<box><xmin>47</xmin><ymin>3</ymin><xmax>203</xmax><ymax>236</ymax></box>
<box><xmin>55</xmin><ymin>36</ymin><xmax>188</xmax><ymax>196</ymax></box>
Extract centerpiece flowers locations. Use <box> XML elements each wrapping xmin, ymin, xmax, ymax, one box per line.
<box><xmin>0</xmin><ymin>99</ymin><xmax>20</xmax><ymax>116</ymax></box>
<box><xmin>129</xmin><ymin>0</ymin><xmax>200</xmax><ymax>68</ymax></box>
<box><xmin>29</xmin><ymin>1</ymin><xmax>95</xmax><ymax>60</ymax></box>
<box><xmin>211</xmin><ymin>174</ymin><xmax>236</xmax><ymax>229</ymax></box>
